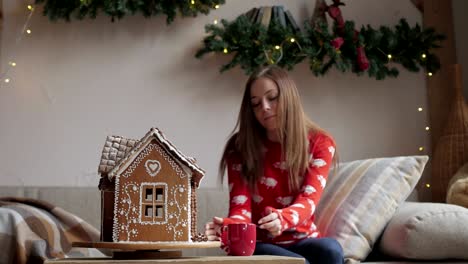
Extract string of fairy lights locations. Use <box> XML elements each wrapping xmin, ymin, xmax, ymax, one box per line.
<box><xmin>1</xmin><ymin>2</ymin><xmax>432</xmax><ymax>189</ymax></box>
<box><xmin>420</xmin><ymin>107</ymin><xmax>432</xmax><ymax>190</ymax></box>
<box><xmin>0</xmin><ymin>4</ymin><xmax>35</xmax><ymax>88</ymax></box>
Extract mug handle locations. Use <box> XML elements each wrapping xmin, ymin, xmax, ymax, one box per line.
<box><xmin>219</xmin><ymin>225</ymin><xmax>230</xmax><ymax>254</ymax></box>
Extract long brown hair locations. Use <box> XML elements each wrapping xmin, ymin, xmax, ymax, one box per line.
<box><xmin>219</xmin><ymin>65</ymin><xmax>337</xmax><ymax>192</ymax></box>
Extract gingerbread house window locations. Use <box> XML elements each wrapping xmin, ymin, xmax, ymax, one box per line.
<box><xmin>141</xmin><ymin>183</ymin><xmax>167</xmax><ymax>223</ymax></box>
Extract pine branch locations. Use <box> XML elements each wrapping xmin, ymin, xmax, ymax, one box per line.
<box><xmin>34</xmin><ymin>0</ymin><xmax>225</xmax><ymax>23</ymax></box>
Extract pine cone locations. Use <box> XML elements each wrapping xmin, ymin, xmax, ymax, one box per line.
<box><xmin>192</xmin><ymin>233</ymin><xmax>208</xmax><ymax>242</ymax></box>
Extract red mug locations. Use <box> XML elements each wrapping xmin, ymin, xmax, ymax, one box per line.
<box><xmin>220</xmin><ymin>223</ymin><xmax>256</xmax><ymax>256</ymax></box>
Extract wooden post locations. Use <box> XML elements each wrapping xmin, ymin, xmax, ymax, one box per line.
<box><xmin>0</xmin><ymin>0</ymin><xmax>3</xmax><ymax>75</ymax></box>
<box><xmin>421</xmin><ymin>0</ymin><xmax>457</xmax><ymax>201</ymax></box>
<box><xmin>424</xmin><ymin>0</ymin><xmax>457</xmax><ymax>148</ymax></box>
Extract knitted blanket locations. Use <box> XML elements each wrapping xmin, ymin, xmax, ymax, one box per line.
<box><xmin>0</xmin><ymin>197</ymin><xmax>105</xmax><ymax>264</ymax></box>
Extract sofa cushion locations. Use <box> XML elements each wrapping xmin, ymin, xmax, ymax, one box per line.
<box><xmin>447</xmin><ymin>163</ymin><xmax>468</xmax><ymax>207</ymax></box>
<box><xmin>315</xmin><ymin>156</ymin><xmax>428</xmax><ymax>263</ymax></box>
<box><xmin>379</xmin><ymin>202</ymin><xmax>468</xmax><ymax>260</ymax></box>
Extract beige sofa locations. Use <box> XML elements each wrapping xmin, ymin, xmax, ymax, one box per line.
<box><xmin>0</xmin><ymin>186</ymin><xmax>467</xmax><ymax>264</ymax></box>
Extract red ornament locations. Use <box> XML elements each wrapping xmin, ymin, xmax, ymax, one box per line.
<box><xmin>356</xmin><ymin>46</ymin><xmax>370</xmax><ymax>71</ymax></box>
<box><xmin>331</xmin><ymin>37</ymin><xmax>344</xmax><ymax>50</ymax></box>
<box><xmin>327</xmin><ymin>0</ymin><xmax>345</xmax><ymax>33</ymax></box>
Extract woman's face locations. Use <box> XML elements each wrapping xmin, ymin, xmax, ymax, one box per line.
<box><xmin>250</xmin><ymin>77</ymin><xmax>279</xmax><ymax>133</ymax></box>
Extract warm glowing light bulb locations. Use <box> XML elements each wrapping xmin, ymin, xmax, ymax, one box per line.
<box><xmin>428</xmin><ymin>72</ymin><xmax>433</xmax><ymax>77</ymax></box>
<box><xmin>213</xmin><ymin>19</ymin><xmax>218</xmax><ymax>24</ymax></box>
<box><xmin>9</xmin><ymin>62</ymin><xmax>16</xmax><ymax>67</ymax></box>
<box><xmin>387</xmin><ymin>54</ymin><xmax>392</xmax><ymax>59</ymax></box>
<box><xmin>290</xmin><ymin>38</ymin><xmax>295</xmax><ymax>43</ymax></box>
<box><xmin>421</xmin><ymin>53</ymin><xmax>426</xmax><ymax>59</ymax></box>
<box><xmin>191</xmin><ymin>0</ymin><xmax>195</xmax><ymax>4</ymax></box>
<box><xmin>425</xmin><ymin>126</ymin><xmax>430</xmax><ymax>131</ymax></box>
<box><xmin>426</xmin><ymin>184</ymin><xmax>431</xmax><ymax>188</ymax></box>
<box><xmin>26</xmin><ymin>29</ymin><xmax>31</xmax><ymax>34</ymax></box>
<box><xmin>418</xmin><ymin>107</ymin><xmax>423</xmax><ymax>112</ymax></box>
<box><xmin>419</xmin><ymin>147</ymin><xmax>424</xmax><ymax>151</ymax></box>
<box><xmin>27</xmin><ymin>5</ymin><xmax>33</xmax><ymax>10</ymax></box>
<box><xmin>223</xmin><ymin>48</ymin><xmax>228</xmax><ymax>53</ymax></box>
<box><xmin>215</xmin><ymin>4</ymin><xmax>219</xmax><ymax>9</ymax></box>
<box><xmin>4</xmin><ymin>78</ymin><xmax>10</xmax><ymax>83</ymax></box>
<box><xmin>275</xmin><ymin>45</ymin><xmax>280</xmax><ymax>50</ymax></box>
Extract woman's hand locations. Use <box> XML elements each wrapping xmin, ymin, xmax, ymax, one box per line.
<box><xmin>205</xmin><ymin>216</ymin><xmax>224</xmax><ymax>241</ymax></box>
<box><xmin>258</xmin><ymin>208</ymin><xmax>282</xmax><ymax>237</ymax></box>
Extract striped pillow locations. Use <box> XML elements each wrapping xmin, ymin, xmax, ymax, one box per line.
<box><xmin>315</xmin><ymin>156</ymin><xmax>429</xmax><ymax>263</ymax></box>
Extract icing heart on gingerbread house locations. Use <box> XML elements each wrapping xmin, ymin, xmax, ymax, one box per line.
<box><xmin>145</xmin><ymin>160</ymin><xmax>161</xmax><ymax>177</ymax></box>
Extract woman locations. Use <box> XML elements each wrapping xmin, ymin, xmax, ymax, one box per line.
<box><xmin>205</xmin><ymin>65</ymin><xmax>343</xmax><ymax>264</ymax></box>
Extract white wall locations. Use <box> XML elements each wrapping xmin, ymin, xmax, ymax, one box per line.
<box><xmin>0</xmin><ymin>0</ymin><xmax>429</xmax><ymax>190</ymax></box>
<box><xmin>453</xmin><ymin>0</ymin><xmax>468</xmax><ymax>98</ymax></box>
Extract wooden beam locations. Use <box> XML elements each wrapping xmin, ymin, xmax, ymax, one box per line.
<box><xmin>0</xmin><ymin>0</ymin><xmax>3</xmax><ymax>76</ymax></box>
<box><xmin>425</xmin><ymin>0</ymin><xmax>457</xmax><ymax>147</ymax></box>
<box><xmin>422</xmin><ymin>0</ymin><xmax>457</xmax><ymax>202</ymax></box>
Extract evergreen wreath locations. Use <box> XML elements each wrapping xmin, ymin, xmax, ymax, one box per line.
<box><xmin>34</xmin><ymin>0</ymin><xmax>225</xmax><ymax>24</ymax></box>
<box><xmin>195</xmin><ymin>2</ymin><xmax>445</xmax><ymax>80</ymax></box>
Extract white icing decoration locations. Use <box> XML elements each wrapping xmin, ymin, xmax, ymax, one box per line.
<box><xmin>145</xmin><ymin>159</ymin><xmax>161</xmax><ymax>177</ymax></box>
<box><xmin>167</xmin><ymin>183</ymin><xmax>190</xmax><ymax>240</ymax></box>
<box><xmin>121</xmin><ymin>144</ymin><xmax>185</xmax><ymax>179</ymax></box>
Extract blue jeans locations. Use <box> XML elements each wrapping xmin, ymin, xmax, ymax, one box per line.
<box><xmin>254</xmin><ymin>238</ymin><xmax>344</xmax><ymax>264</ymax></box>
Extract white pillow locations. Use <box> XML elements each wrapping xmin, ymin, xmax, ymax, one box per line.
<box><xmin>380</xmin><ymin>202</ymin><xmax>468</xmax><ymax>260</ymax></box>
<box><xmin>315</xmin><ymin>156</ymin><xmax>428</xmax><ymax>263</ymax></box>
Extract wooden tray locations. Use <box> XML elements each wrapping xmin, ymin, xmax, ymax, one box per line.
<box><xmin>73</xmin><ymin>241</ymin><xmax>220</xmax><ymax>251</ymax></box>
<box><xmin>72</xmin><ymin>241</ymin><xmax>221</xmax><ymax>259</ymax></box>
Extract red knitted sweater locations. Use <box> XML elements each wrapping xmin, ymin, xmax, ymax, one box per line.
<box><xmin>222</xmin><ymin>132</ymin><xmax>335</xmax><ymax>246</ymax></box>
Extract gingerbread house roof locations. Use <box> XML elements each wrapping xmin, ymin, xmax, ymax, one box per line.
<box><xmin>98</xmin><ymin>135</ymin><xmax>139</xmax><ymax>175</ymax></box>
<box><xmin>102</xmin><ymin>128</ymin><xmax>205</xmax><ymax>187</ymax></box>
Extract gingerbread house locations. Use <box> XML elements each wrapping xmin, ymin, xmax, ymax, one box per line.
<box><xmin>97</xmin><ymin>127</ymin><xmax>205</xmax><ymax>243</ymax></box>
